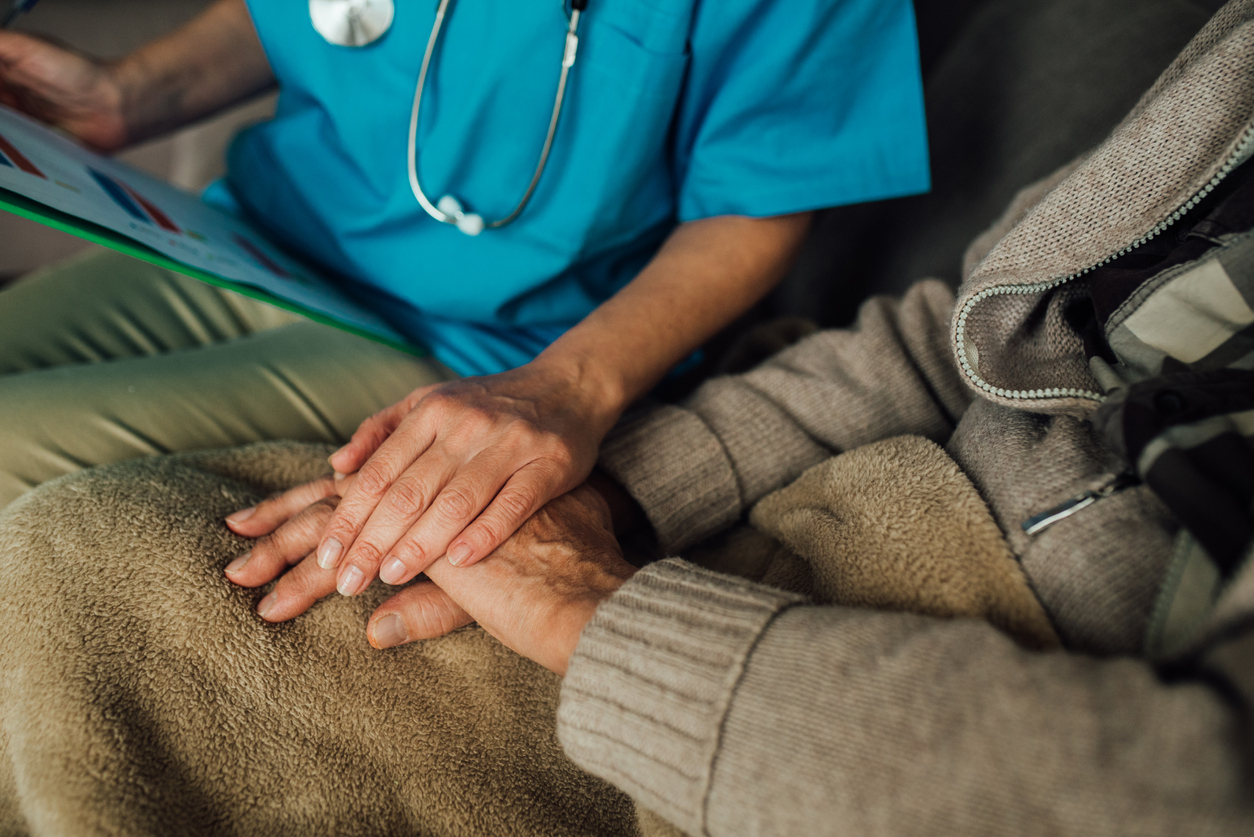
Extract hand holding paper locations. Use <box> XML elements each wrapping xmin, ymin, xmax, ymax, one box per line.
<box><xmin>0</xmin><ymin>101</ymin><xmax>414</xmax><ymax>348</ymax></box>
<box><xmin>1</xmin><ymin>0</ymin><xmax>274</xmax><ymax>149</ymax></box>
<box><xmin>0</xmin><ymin>27</ymin><xmax>129</xmax><ymax>150</ymax></box>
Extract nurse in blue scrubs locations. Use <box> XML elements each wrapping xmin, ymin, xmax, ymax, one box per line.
<box><xmin>0</xmin><ymin>0</ymin><xmax>928</xmax><ymax>615</ymax></box>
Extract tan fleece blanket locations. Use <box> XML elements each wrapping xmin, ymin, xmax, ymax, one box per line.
<box><xmin>0</xmin><ymin>436</ymin><xmax>1055</xmax><ymax>835</ymax></box>
<box><xmin>746</xmin><ymin>435</ymin><xmax>1058</xmax><ymax>649</ymax></box>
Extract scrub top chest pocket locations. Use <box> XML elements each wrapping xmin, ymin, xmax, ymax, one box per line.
<box><xmin>403</xmin><ymin>0</ymin><xmax>695</xmax><ymax>250</ymax></box>
<box><xmin>531</xmin><ymin>6</ymin><xmax>693</xmax><ymax>250</ymax></box>
<box><xmin>231</xmin><ymin>0</ymin><xmax>929</xmax><ymax>377</ymax></box>
<box><xmin>579</xmin><ymin>13</ymin><xmax>691</xmax><ymax>94</ymax></box>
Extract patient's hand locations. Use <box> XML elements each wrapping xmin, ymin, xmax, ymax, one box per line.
<box><xmin>223</xmin><ymin>474</ymin><xmax>473</xmax><ymax>629</ymax></box>
<box><xmin>314</xmin><ymin>363</ymin><xmax>616</xmax><ymax>599</ymax></box>
<box><xmin>224</xmin><ymin>480</ymin><xmax>635</xmax><ymax>674</ymax></box>
<box><xmin>370</xmin><ymin>484</ymin><xmax>636</xmax><ymax>675</ymax></box>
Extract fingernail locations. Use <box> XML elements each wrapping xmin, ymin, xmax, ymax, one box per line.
<box><xmin>257</xmin><ymin>593</ymin><xmax>277</xmax><ymax>619</ymax></box>
<box><xmin>225</xmin><ymin>552</ymin><xmax>251</xmax><ymax>574</ymax></box>
<box><xmin>372</xmin><ymin>614</ymin><xmax>408</xmax><ymax>649</ymax></box>
<box><xmin>317</xmin><ymin>538</ymin><xmax>344</xmax><ymax>569</ymax></box>
<box><xmin>226</xmin><ymin>507</ymin><xmax>255</xmax><ymax>525</ymax></box>
<box><xmin>337</xmin><ymin>565</ymin><xmax>365</xmax><ymax>597</ymax></box>
<box><xmin>380</xmin><ymin>557</ymin><xmax>407</xmax><ymax>585</ymax></box>
<box><xmin>447</xmin><ymin>543</ymin><xmax>471</xmax><ymax>567</ymax></box>
<box><xmin>333</xmin><ymin>471</ymin><xmax>347</xmax><ymax>482</ymax></box>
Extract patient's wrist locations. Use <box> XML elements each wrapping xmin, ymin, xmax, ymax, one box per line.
<box><xmin>587</xmin><ymin>470</ymin><xmax>647</xmax><ymax>539</ymax></box>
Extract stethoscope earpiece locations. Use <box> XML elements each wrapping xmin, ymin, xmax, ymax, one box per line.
<box><xmin>406</xmin><ymin>0</ymin><xmax>587</xmax><ymax>235</ymax></box>
<box><xmin>311</xmin><ymin>0</ymin><xmax>586</xmax><ymax>236</ymax></box>
<box><xmin>437</xmin><ymin>195</ymin><xmax>485</xmax><ymax>237</ymax></box>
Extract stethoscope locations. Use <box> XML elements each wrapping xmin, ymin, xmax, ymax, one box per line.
<box><xmin>309</xmin><ymin>0</ymin><xmax>588</xmax><ymax>236</ymax></box>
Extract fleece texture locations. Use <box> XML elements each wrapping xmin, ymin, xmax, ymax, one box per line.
<box><xmin>0</xmin><ymin>434</ymin><xmax>1071</xmax><ymax>835</ymax></box>
<box><xmin>748</xmin><ymin>435</ymin><xmax>1059</xmax><ymax>649</ymax></box>
<box><xmin>0</xmin><ymin>442</ymin><xmax>638</xmax><ymax>837</ymax></box>
<box><xmin>565</xmin><ymin>6</ymin><xmax>1254</xmax><ymax>834</ymax></box>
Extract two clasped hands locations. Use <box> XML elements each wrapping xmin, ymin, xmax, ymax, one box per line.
<box><xmin>207</xmin><ymin>208</ymin><xmax>812</xmax><ymax>675</ymax></box>
<box><xmin>220</xmin><ymin>360</ymin><xmax>644</xmax><ymax>676</ymax></box>
<box><xmin>0</xmin><ymin>12</ymin><xmax>813</xmax><ymax>669</ymax></box>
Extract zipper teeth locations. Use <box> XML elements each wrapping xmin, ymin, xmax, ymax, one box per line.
<box><xmin>1022</xmin><ymin>471</ymin><xmax>1139</xmax><ymax>536</ymax></box>
<box><xmin>956</xmin><ymin>122</ymin><xmax>1254</xmax><ymax>403</ymax></box>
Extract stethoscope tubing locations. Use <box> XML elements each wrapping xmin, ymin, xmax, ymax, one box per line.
<box><xmin>407</xmin><ymin>0</ymin><xmax>583</xmax><ymax>233</ymax></box>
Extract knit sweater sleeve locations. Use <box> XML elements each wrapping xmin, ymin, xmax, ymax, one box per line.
<box><xmin>557</xmin><ymin>559</ymin><xmax>1254</xmax><ymax>837</ymax></box>
<box><xmin>599</xmin><ymin>280</ymin><xmax>971</xmax><ymax>553</ymax></box>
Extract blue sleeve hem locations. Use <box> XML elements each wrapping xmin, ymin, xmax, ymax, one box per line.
<box><xmin>677</xmin><ymin>167</ymin><xmax>932</xmax><ymax>222</ymax></box>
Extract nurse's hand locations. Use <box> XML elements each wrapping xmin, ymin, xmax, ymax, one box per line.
<box><xmin>0</xmin><ymin>32</ymin><xmax>129</xmax><ymax>150</ymax></box>
<box><xmin>300</xmin><ymin>213</ymin><xmax>813</xmax><ymax>601</ymax></box>
<box><xmin>0</xmin><ymin>0</ymin><xmax>274</xmax><ymax>150</ymax></box>
<box><xmin>222</xmin><ymin>472</ymin><xmax>475</xmax><ymax>631</ymax></box>
<box><xmin>222</xmin><ymin>465</ymin><xmax>641</xmax><ymax>642</ymax></box>
<box><xmin>314</xmin><ymin>360</ymin><xmax>623</xmax><ymax>597</ymax></box>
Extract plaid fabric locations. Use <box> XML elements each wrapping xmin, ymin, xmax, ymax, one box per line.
<box><xmin>1087</xmin><ymin>160</ymin><xmax>1254</xmax><ymax>656</ymax></box>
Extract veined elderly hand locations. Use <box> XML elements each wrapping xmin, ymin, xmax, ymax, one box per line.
<box><xmin>313</xmin><ymin>358</ymin><xmax>619</xmax><ymax>595</ymax></box>
<box><xmin>224</xmin><ymin>213</ymin><xmax>811</xmax><ymax>610</ymax></box>
<box><xmin>374</xmin><ymin>483</ymin><xmax>636</xmax><ymax>674</ymax></box>
<box><xmin>225</xmin><ymin>480</ymin><xmax>636</xmax><ymax>675</ymax></box>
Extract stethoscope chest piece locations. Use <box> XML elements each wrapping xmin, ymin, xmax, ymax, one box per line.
<box><xmin>310</xmin><ymin>0</ymin><xmax>394</xmax><ymax>47</ymax></box>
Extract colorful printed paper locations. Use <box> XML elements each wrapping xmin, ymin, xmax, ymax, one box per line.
<box><xmin>0</xmin><ymin>104</ymin><xmax>415</xmax><ymax>352</ymax></box>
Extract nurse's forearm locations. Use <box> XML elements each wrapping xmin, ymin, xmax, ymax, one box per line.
<box><xmin>111</xmin><ymin>0</ymin><xmax>274</xmax><ymax>144</ymax></box>
<box><xmin>534</xmin><ymin>213</ymin><xmax>813</xmax><ymax>419</ymax></box>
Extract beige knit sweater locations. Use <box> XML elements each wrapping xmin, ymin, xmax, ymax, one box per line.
<box><xmin>562</xmin><ymin>3</ymin><xmax>1254</xmax><ymax>834</ymax></box>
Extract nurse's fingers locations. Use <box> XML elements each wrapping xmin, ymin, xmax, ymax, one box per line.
<box><xmin>368</xmin><ymin>580</ymin><xmax>474</xmax><ymax>649</ymax></box>
<box><xmin>444</xmin><ymin>462</ymin><xmax>562</xmax><ymax>569</ymax></box>
<box><xmin>256</xmin><ymin>552</ymin><xmax>339</xmax><ymax>623</ymax></box>
<box><xmin>374</xmin><ymin>449</ymin><xmax>519</xmax><ymax>586</ymax></box>
<box><xmin>332</xmin><ymin>451</ymin><xmax>462</xmax><ymax>597</ymax></box>
<box><xmin>329</xmin><ymin>383</ymin><xmax>441</xmax><ymax>476</ymax></box>
<box><xmin>225</xmin><ymin>476</ymin><xmax>338</xmax><ymax>538</ymax></box>
<box><xmin>225</xmin><ymin>495</ymin><xmax>339</xmax><ymax>588</ymax></box>
<box><xmin>316</xmin><ymin>410</ymin><xmax>440</xmax><ymax>571</ymax></box>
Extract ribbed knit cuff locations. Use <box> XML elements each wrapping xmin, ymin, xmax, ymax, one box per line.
<box><xmin>598</xmin><ymin>406</ymin><xmax>743</xmax><ymax>554</ymax></box>
<box><xmin>557</xmin><ymin>559</ymin><xmax>805</xmax><ymax>836</ymax></box>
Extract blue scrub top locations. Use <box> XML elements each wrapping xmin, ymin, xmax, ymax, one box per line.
<box><xmin>223</xmin><ymin>0</ymin><xmax>930</xmax><ymax>377</ymax></box>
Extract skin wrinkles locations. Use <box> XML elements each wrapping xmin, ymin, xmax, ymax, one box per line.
<box><xmin>227</xmin><ymin>479</ymin><xmax>636</xmax><ymax>675</ymax></box>
<box><xmin>0</xmin><ymin>0</ymin><xmax>812</xmax><ymax>645</ymax></box>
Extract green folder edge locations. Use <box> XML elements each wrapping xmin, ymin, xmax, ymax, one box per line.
<box><xmin>0</xmin><ymin>186</ymin><xmax>428</xmax><ymax>358</ymax></box>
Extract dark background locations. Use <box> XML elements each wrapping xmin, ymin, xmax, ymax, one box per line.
<box><xmin>777</xmin><ymin>0</ymin><xmax>1228</xmax><ymax>326</ymax></box>
<box><xmin>0</xmin><ymin>0</ymin><xmax>1232</xmax><ymax>331</ymax></box>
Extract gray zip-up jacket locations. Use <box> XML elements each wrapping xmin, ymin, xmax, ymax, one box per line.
<box><xmin>554</xmin><ymin>3</ymin><xmax>1254</xmax><ymax>834</ymax></box>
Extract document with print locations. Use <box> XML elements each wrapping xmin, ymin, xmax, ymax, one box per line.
<box><xmin>0</xmin><ymin>104</ymin><xmax>417</xmax><ymax>353</ymax></box>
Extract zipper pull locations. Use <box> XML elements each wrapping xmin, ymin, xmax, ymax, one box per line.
<box><xmin>1022</xmin><ymin>472</ymin><xmax>1139</xmax><ymax>536</ymax></box>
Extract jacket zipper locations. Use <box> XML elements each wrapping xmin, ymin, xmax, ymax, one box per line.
<box><xmin>955</xmin><ymin>122</ymin><xmax>1254</xmax><ymax>404</ymax></box>
<box><xmin>1021</xmin><ymin>472</ymin><xmax>1140</xmax><ymax>536</ymax></box>
<box><xmin>992</xmin><ymin>124</ymin><xmax>1254</xmax><ymax>534</ymax></box>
